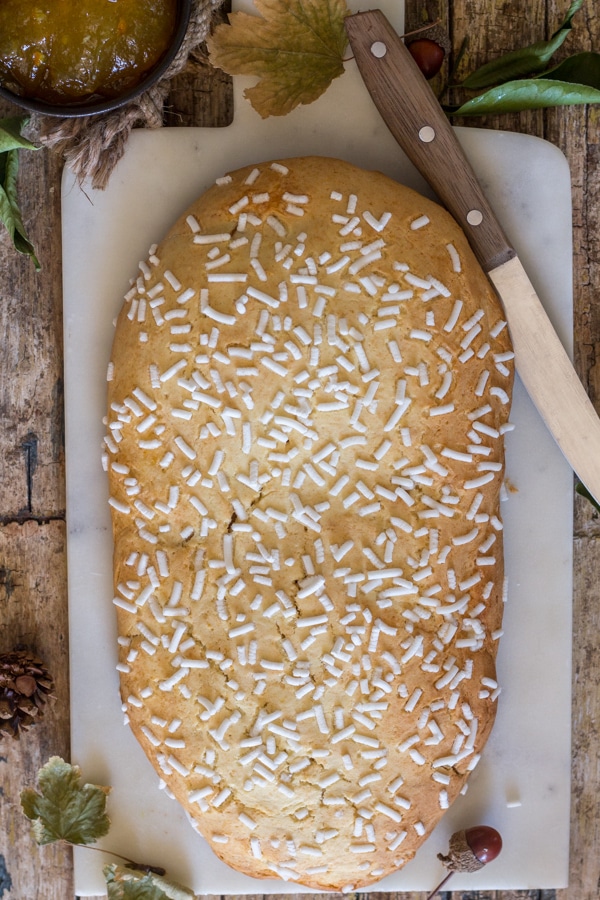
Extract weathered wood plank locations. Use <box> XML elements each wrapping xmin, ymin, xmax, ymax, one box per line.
<box><xmin>176</xmin><ymin>886</ymin><xmax>558</xmax><ymax>898</ymax></box>
<box><xmin>542</xmin><ymin>0</ymin><xmax>600</xmax><ymax>541</ymax></box>
<box><xmin>0</xmin><ymin>519</ymin><xmax>72</xmax><ymax>900</ymax></box>
<box><xmin>164</xmin><ymin>50</ymin><xmax>234</xmax><ymax>128</ymax></box>
<box><xmin>405</xmin><ymin>0</ymin><xmax>548</xmax><ymax>137</ymax></box>
<box><xmin>556</xmin><ymin>536</ymin><xmax>600</xmax><ymax>900</ymax></box>
<box><xmin>0</xmin><ymin>98</ymin><xmax>65</xmax><ymax>522</ymax></box>
<box><xmin>165</xmin><ymin>0</ymin><xmax>233</xmax><ymax>128</ymax></box>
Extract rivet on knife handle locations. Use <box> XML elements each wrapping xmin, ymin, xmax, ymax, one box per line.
<box><xmin>345</xmin><ymin>10</ymin><xmax>516</xmax><ymax>273</ymax></box>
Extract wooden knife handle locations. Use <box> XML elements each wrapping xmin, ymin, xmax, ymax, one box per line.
<box><xmin>345</xmin><ymin>10</ymin><xmax>516</xmax><ymax>273</ymax></box>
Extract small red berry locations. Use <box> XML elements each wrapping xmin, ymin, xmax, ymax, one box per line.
<box><xmin>407</xmin><ymin>38</ymin><xmax>445</xmax><ymax>79</ymax></box>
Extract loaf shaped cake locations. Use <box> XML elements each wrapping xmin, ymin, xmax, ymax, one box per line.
<box><xmin>104</xmin><ymin>156</ymin><xmax>514</xmax><ymax>891</ymax></box>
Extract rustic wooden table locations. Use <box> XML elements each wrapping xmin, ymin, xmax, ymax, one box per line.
<box><xmin>1</xmin><ymin>1</ymin><xmax>599</xmax><ymax>899</ymax></box>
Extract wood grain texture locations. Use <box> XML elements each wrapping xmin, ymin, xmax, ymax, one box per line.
<box><xmin>2</xmin><ymin>1</ymin><xmax>600</xmax><ymax>899</ymax></box>
<box><xmin>0</xmin><ymin>520</ymin><xmax>72</xmax><ymax>900</ymax></box>
<box><xmin>164</xmin><ymin>50</ymin><xmax>234</xmax><ymax>128</ymax></box>
<box><xmin>0</xmin><ymin>91</ymin><xmax>71</xmax><ymax>900</ymax></box>
<box><xmin>0</xmin><ymin>101</ymin><xmax>65</xmax><ymax>522</ymax></box>
<box><xmin>78</xmin><ymin>889</ymin><xmax>560</xmax><ymax>899</ymax></box>
<box><xmin>558</xmin><ymin>537</ymin><xmax>600</xmax><ymax>900</ymax></box>
<box><xmin>164</xmin><ymin>0</ymin><xmax>233</xmax><ymax>128</ymax></box>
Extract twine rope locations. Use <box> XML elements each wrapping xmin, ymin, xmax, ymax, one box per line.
<box><xmin>34</xmin><ymin>0</ymin><xmax>225</xmax><ymax>190</ymax></box>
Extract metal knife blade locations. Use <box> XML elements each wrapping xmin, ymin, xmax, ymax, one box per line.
<box><xmin>346</xmin><ymin>8</ymin><xmax>600</xmax><ymax>503</ymax></box>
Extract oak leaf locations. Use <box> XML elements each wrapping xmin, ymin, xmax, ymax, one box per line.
<box><xmin>207</xmin><ymin>0</ymin><xmax>350</xmax><ymax>117</ymax></box>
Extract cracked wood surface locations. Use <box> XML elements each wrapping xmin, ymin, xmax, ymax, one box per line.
<box><xmin>1</xmin><ymin>1</ymin><xmax>599</xmax><ymax>899</ymax></box>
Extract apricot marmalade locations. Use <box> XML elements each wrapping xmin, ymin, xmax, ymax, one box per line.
<box><xmin>0</xmin><ymin>0</ymin><xmax>178</xmax><ymax>105</ymax></box>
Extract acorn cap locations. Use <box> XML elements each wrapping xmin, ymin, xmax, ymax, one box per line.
<box><xmin>437</xmin><ymin>828</ymin><xmax>486</xmax><ymax>873</ymax></box>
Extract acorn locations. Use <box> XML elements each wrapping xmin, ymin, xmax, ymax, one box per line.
<box><xmin>426</xmin><ymin>825</ymin><xmax>503</xmax><ymax>898</ymax></box>
<box><xmin>438</xmin><ymin>824</ymin><xmax>503</xmax><ymax>871</ymax></box>
<box><xmin>405</xmin><ymin>24</ymin><xmax>451</xmax><ymax>80</ymax></box>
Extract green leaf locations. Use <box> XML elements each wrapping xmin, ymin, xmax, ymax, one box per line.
<box><xmin>0</xmin><ymin>115</ymin><xmax>40</xmax><ymax>268</ymax></box>
<box><xmin>544</xmin><ymin>51</ymin><xmax>600</xmax><ymax>89</ymax></box>
<box><xmin>207</xmin><ymin>0</ymin><xmax>350</xmax><ymax>117</ymax></box>
<box><xmin>0</xmin><ymin>116</ymin><xmax>38</xmax><ymax>153</ymax></box>
<box><xmin>104</xmin><ymin>865</ymin><xmax>195</xmax><ymax>900</ymax></box>
<box><xmin>453</xmin><ymin>77</ymin><xmax>600</xmax><ymax>116</ymax></box>
<box><xmin>20</xmin><ymin>756</ymin><xmax>111</xmax><ymax>846</ymax></box>
<box><xmin>461</xmin><ymin>0</ymin><xmax>584</xmax><ymax>89</ymax></box>
<box><xmin>0</xmin><ymin>148</ymin><xmax>41</xmax><ymax>269</ymax></box>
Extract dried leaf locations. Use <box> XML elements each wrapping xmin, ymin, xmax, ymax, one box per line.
<box><xmin>20</xmin><ymin>756</ymin><xmax>111</xmax><ymax>846</ymax></box>
<box><xmin>207</xmin><ymin>0</ymin><xmax>350</xmax><ymax>117</ymax></box>
<box><xmin>104</xmin><ymin>864</ymin><xmax>195</xmax><ymax>900</ymax></box>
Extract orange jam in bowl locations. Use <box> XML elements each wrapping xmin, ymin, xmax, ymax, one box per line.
<box><xmin>0</xmin><ymin>0</ymin><xmax>189</xmax><ymax>115</ymax></box>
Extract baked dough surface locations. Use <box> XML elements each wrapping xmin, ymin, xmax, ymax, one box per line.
<box><xmin>105</xmin><ymin>157</ymin><xmax>513</xmax><ymax>891</ymax></box>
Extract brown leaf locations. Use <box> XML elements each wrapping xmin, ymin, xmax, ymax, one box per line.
<box><xmin>207</xmin><ymin>0</ymin><xmax>350</xmax><ymax>117</ymax></box>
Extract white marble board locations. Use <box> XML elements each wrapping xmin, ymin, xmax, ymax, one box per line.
<box><xmin>62</xmin><ymin>0</ymin><xmax>573</xmax><ymax>894</ymax></box>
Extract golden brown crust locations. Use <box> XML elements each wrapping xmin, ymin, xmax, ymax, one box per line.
<box><xmin>104</xmin><ymin>157</ymin><xmax>513</xmax><ymax>891</ymax></box>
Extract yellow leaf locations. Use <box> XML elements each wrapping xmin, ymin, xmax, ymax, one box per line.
<box><xmin>207</xmin><ymin>0</ymin><xmax>350</xmax><ymax>117</ymax></box>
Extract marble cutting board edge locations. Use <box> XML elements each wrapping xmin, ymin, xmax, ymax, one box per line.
<box><xmin>62</xmin><ymin>11</ymin><xmax>573</xmax><ymax>893</ymax></box>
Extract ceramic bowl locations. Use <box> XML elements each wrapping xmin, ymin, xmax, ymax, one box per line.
<box><xmin>0</xmin><ymin>0</ymin><xmax>192</xmax><ymax>118</ymax></box>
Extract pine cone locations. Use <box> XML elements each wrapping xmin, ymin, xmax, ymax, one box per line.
<box><xmin>0</xmin><ymin>647</ymin><xmax>56</xmax><ymax>740</ymax></box>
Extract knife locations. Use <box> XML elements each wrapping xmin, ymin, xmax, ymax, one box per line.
<box><xmin>345</xmin><ymin>9</ymin><xmax>600</xmax><ymax>504</ymax></box>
